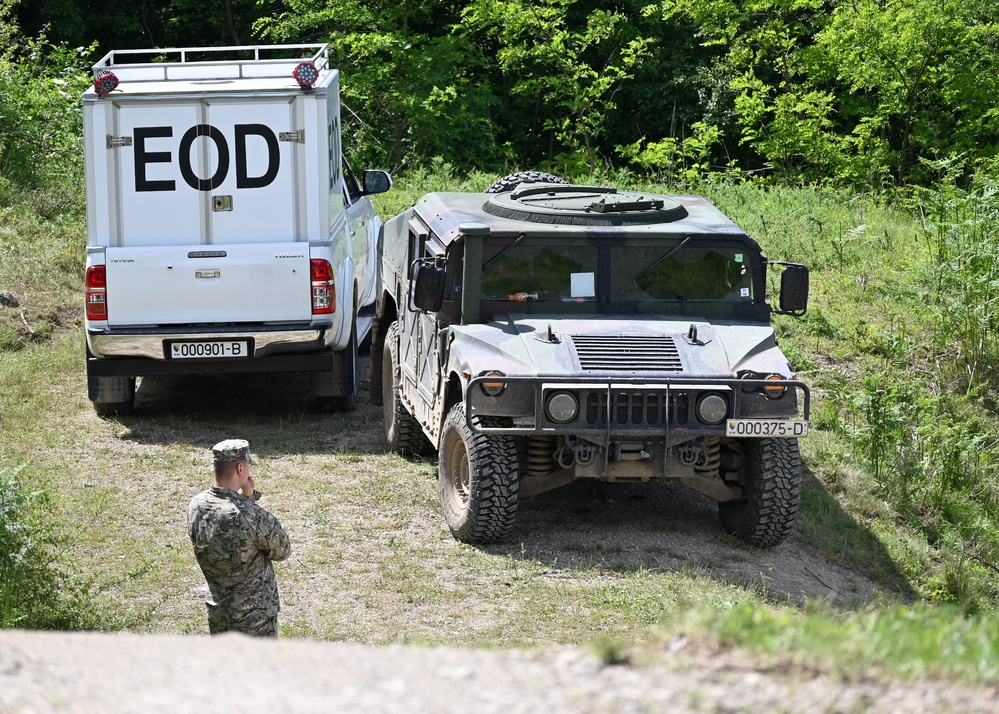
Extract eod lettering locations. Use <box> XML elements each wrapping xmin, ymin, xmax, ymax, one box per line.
<box><xmin>133</xmin><ymin>123</ymin><xmax>280</xmax><ymax>192</ymax></box>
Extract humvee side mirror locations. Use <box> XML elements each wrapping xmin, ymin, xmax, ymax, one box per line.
<box><xmin>362</xmin><ymin>170</ymin><xmax>392</xmax><ymax>196</ymax></box>
<box><xmin>775</xmin><ymin>263</ymin><xmax>809</xmax><ymax>316</ymax></box>
<box><xmin>412</xmin><ymin>260</ymin><xmax>445</xmax><ymax>312</ymax></box>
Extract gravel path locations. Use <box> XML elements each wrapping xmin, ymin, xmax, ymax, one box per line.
<box><xmin>2</xmin><ymin>629</ymin><xmax>997</xmax><ymax>713</ymax></box>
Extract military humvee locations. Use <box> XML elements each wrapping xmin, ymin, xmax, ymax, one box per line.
<box><xmin>371</xmin><ymin>177</ymin><xmax>810</xmax><ymax>547</ymax></box>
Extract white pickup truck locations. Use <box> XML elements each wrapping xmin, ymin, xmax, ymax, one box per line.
<box><xmin>82</xmin><ymin>45</ymin><xmax>390</xmax><ymax>415</ymax></box>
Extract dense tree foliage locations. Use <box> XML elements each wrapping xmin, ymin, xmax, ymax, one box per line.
<box><xmin>6</xmin><ymin>0</ymin><xmax>999</xmax><ymax>188</ymax></box>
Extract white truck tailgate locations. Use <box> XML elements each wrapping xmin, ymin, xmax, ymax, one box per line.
<box><xmin>103</xmin><ymin>244</ymin><xmax>312</xmax><ymax>326</ymax></box>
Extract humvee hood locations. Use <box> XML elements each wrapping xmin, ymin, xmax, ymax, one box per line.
<box><xmin>449</xmin><ymin>315</ymin><xmax>790</xmax><ymax>379</ymax></box>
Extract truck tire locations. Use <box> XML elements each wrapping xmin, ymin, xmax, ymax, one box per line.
<box><xmin>91</xmin><ymin>375</ymin><xmax>136</xmax><ymax>417</ymax></box>
<box><xmin>439</xmin><ymin>402</ymin><xmax>520</xmax><ymax>543</ymax></box>
<box><xmin>484</xmin><ymin>171</ymin><xmax>568</xmax><ymax>194</ymax></box>
<box><xmin>718</xmin><ymin>439</ymin><xmax>801</xmax><ymax>548</ymax></box>
<box><xmin>382</xmin><ymin>321</ymin><xmax>429</xmax><ymax>454</ymax></box>
<box><xmin>314</xmin><ymin>315</ymin><xmax>358</xmax><ymax>413</ymax></box>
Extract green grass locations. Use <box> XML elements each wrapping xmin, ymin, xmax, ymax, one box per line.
<box><xmin>668</xmin><ymin>601</ymin><xmax>999</xmax><ymax>686</ymax></box>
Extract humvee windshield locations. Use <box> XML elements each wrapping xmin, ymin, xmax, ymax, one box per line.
<box><xmin>478</xmin><ymin>238</ymin><xmax>756</xmax><ymax>313</ymax></box>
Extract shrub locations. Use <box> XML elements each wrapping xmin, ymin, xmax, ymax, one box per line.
<box><xmin>0</xmin><ymin>464</ymin><xmax>113</xmax><ymax>630</ymax></box>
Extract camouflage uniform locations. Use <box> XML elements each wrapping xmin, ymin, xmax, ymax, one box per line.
<box><xmin>187</xmin><ymin>440</ymin><xmax>291</xmax><ymax>637</ymax></box>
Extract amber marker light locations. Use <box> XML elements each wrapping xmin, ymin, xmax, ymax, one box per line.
<box><xmin>480</xmin><ymin>371</ymin><xmax>506</xmax><ymax>397</ymax></box>
<box><xmin>764</xmin><ymin>374</ymin><xmax>787</xmax><ymax>398</ymax></box>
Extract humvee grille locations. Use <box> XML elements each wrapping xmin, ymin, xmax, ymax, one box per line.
<box><xmin>584</xmin><ymin>390</ymin><xmax>691</xmax><ymax>427</ymax></box>
<box><xmin>572</xmin><ymin>335</ymin><xmax>683</xmax><ymax>372</ymax></box>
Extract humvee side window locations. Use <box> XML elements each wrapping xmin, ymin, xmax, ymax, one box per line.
<box><xmin>625</xmin><ymin>245</ymin><xmax>753</xmax><ymax>301</ymax></box>
<box><xmin>480</xmin><ymin>244</ymin><xmax>598</xmax><ymax>301</ymax></box>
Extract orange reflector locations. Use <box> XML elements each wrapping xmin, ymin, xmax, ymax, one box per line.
<box><xmin>480</xmin><ymin>371</ymin><xmax>506</xmax><ymax>397</ymax></box>
<box><xmin>764</xmin><ymin>374</ymin><xmax>786</xmax><ymax>397</ymax></box>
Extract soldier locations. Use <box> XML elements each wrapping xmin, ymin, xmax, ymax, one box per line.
<box><xmin>187</xmin><ymin>439</ymin><xmax>291</xmax><ymax>637</ymax></box>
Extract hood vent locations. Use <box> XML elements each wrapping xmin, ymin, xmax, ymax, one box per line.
<box><xmin>571</xmin><ymin>335</ymin><xmax>683</xmax><ymax>372</ymax></box>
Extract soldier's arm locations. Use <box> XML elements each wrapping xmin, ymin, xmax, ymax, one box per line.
<box><xmin>250</xmin><ymin>507</ymin><xmax>291</xmax><ymax>561</ymax></box>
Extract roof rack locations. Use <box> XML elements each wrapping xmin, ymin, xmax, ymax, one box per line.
<box><xmin>90</xmin><ymin>44</ymin><xmax>329</xmax><ymax>84</ymax></box>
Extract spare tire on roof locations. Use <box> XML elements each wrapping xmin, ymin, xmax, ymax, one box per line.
<box><xmin>483</xmin><ymin>171</ymin><xmax>568</xmax><ymax>194</ymax></box>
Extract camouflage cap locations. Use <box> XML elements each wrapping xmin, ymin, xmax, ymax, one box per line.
<box><xmin>212</xmin><ymin>439</ymin><xmax>257</xmax><ymax>465</ymax></box>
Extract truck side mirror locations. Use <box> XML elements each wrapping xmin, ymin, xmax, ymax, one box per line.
<box><xmin>362</xmin><ymin>170</ymin><xmax>392</xmax><ymax>196</ymax></box>
<box><xmin>776</xmin><ymin>264</ymin><xmax>809</xmax><ymax>316</ymax></box>
<box><xmin>412</xmin><ymin>260</ymin><xmax>445</xmax><ymax>312</ymax></box>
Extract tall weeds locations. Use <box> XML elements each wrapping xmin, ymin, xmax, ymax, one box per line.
<box><xmin>0</xmin><ymin>464</ymin><xmax>115</xmax><ymax>630</ymax></box>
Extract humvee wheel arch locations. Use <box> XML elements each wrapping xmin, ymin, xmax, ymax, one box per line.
<box><xmin>439</xmin><ymin>402</ymin><xmax>520</xmax><ymax>543</ymax></box>
<box><xmin>382</xmin><ymin>321</ymin><xmax>430</xmax><ymax>454</ymax></box>
<box><xmin>719</xmin><ymin>438</ymin><xmax>802</xmax><ymax>547</ymax></box>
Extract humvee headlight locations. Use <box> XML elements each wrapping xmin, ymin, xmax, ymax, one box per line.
<box><xmin>546</xmin><ymin>392</ymin><xmax>578</xmax><ymax>423</ymax></box>
<box><xmin>480</xmin><ymin>371</ymin><xmax>506</xmax><ymax>397</ymax></box>
<box><xmin>764</xmin><ymin>374</ymin><xmax>787</xmax><ymax>399</ymax></box>
<box><xmin>696</xmin><ymin>393</ymin><xmax>728</xmax><ymax>424</ymax></box>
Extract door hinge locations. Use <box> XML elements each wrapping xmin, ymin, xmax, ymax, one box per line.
<box><xmin>279</xmin><ymin>130</ymin><xmax>305</xmax><ymax>144</ymax></box>
<box><xmin>106</xmin><ymin>135</ymin><xmax>133</xmax><ymax>149</ymax></box>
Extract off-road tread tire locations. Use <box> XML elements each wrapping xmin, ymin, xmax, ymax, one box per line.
<box><xmin>439</xmin><ymin>403</ymin><xmax>520</xmax><ymax>544</ymax></box>
<box><xmin>718</xmin><ymin>438</ymin><xmax>801</xmax><ymax>548</ymax></box>
<box><xmin>382</xmin><ymin>321</ymin><xmax>430</xmax><ymax>455</ymax></box>
<box><xmin>484</xmin><ymin>171</ymin><xmax>569</xmax><ymax>194</ymax></box>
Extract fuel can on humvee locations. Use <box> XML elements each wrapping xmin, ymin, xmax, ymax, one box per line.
<box><xmin>371</xmin><ymin>179</ymin><xmax>810</xmax><ymax>547</ymax></box>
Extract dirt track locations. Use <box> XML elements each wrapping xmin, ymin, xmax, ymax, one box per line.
<box><xmin>3</xmin><ymin>628</ymin><xmax>999</xmax><ymax>713</ymax></box>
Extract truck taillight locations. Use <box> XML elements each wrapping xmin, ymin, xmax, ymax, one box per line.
<box><xmin>85</xmin><ymin>266</ymin><xmax>107</xmax><ymax>320</ymax></box>
<box><xmin>310</xmin><ymin>259</ymin><xmax>334</xmax><ymax>315</ymax></box>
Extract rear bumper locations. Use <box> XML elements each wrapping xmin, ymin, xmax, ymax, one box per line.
<box><xmin>86</xmin><ymin>322</ymin><xmax>335</xmax><ymax>377</ymax></box>
<box><xmin>87</xmin><ymin>351</ymin><xmax>335</xmax><ymax>377</ymax></box>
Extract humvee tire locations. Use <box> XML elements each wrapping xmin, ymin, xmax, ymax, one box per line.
<box><xmin>484</xmin><ymin>171</ymin><xmax>568</xmax><ymax>194</ymax></box>
<box><xmin>439</xmin><ymin>403</ymin><xmax>520</xmax><ymax>543</ymax></box>
<box><xmin>382</xmin><ymin>321</ymin><xmax>431</xmax><ymax>454</ymax></box>
<box><xmin>719</xmin><ymin>438</ymin><xmax>802</xmax><ymax>547</ymax></box>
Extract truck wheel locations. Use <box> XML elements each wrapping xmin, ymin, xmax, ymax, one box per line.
<box><xmin>91</xmin><ymin>376</ymin><xmax>136</xmax><ymax>417</ymax></box>
<box><xmin>314</xmin><ymin>316</ymin><xmax>358</xmax><ymax>413</ymax></box>
<box><xmin>718</xmin><ymin>439</ymin><xmax>801</xmax><ymax>548</ymax></box>
<box><xmin>439</xmin><ymin>402</ymin><xmax>520</xmax><ymax>543</ymax></box>
<box><xmin>484</xmin><ymin>171</ymin><xmax>568</xmax><ymax>194</ymax></box>
<box><xmin>382</xmin><ymin>321</ymin><xmax>429</xmax><ymax>454</ymax></box>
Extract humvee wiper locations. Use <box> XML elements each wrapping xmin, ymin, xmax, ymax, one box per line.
<box><xmin>634</xmin><ymin>235</ymin><xmax>693</xmax><ymax>283</ymax></box>
<box><xmin>482</xmin><ymin>232</ymin><xmax>527</xmax><ymax>270</ymax></box>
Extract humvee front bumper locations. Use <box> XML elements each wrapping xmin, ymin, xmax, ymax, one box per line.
<box><xmin>465</xmin><ymin>374</ymin><xmax>810</xmax><ymax>443</ymax></box>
